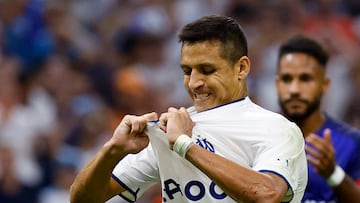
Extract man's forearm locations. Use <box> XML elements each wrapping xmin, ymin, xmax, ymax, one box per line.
<box><xmin>333</xmin><ymin>175</ymin><xmax>360</xmax><ymax>203</ymax></box>
<box><xmin>185</xmin><ymin>144</ymin><xmax>287</xmax><ymax>202</ymax></box>
<box><xmin>70</xmin><ymin>142</ymin><xmax>126</xmax><ymax>203</ymax></box>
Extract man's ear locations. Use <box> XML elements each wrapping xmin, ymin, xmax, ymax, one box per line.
<box><xmin>322</xmin><ymin>76</ymin><xmax>331</xmax><ymax>94</ymax></box>
<box><xmin>275</xmin><ymin>74</ymin><xmax>282</xmax><ymax>96</ymax></box>
<box><xmin>235</xmin><ymin>56</ymin><xmax>250</xmax><ymax>80</ymax></box>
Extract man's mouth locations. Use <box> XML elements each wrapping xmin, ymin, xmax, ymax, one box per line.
<box><xmin>285</xmin><ymin>99</ymin><xmax>307</xmax><ymax>110</ymax></box>
<box><xmin>287</xmin><ymin>99</ymin><xmax>303</xmax><ymax>105</ymax></box>
<box><xmin>194</xmin><ymin>93</ymin><xmax>210</xmax><ymax>99</ymax></box>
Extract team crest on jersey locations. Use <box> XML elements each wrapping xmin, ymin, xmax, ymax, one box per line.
<box><xmin>194</xmin><ymin>136</ymin><xmax>215</xmax><ymax>153</ymax></box>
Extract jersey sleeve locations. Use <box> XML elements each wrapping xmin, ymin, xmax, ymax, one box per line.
<box><xmin>252</xmin><ymin>122</ymin><xmax>308</xmax><ymax>203</ymax></box>
<box><xmin>112</xmin><ymin>145</ymin><xmax>160</xmax><ymax>202</ymax></box>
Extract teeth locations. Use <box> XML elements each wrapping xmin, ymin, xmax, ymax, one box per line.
<box><xmin>195</xmin><ymin>93</ymin><xmax>209</xmax><ymax>99</ymax></box>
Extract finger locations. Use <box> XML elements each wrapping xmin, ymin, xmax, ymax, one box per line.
<box><xmin>305</xmin><ymin>133</ymin><xmax>322</xmax><ymax>143</ymax></box>
<box><xmin>179</xmin><ymin>107</ymin><xmax>187</xmax><ymax>112</ymax></box>
<box><xmin>306</xmin><ymin>148</ymin><xmax>328</xmax><ymax>173</ymax></box>
<box><xmin>322</xmin><ymin>128</ymin><xmax>335</xmax><ymax>158</ymax></box>
<box><xmin>179</xmin><ymin>107</ymin><xmax>189</xmax><ymax>116</ymax></box>
<box><xmin>159</xmin><ymin>113</ymin><xmax>169</xmax><ymax>132</ymax></box>
<box><xmin>130</xmin><ymin>115</ymin><xmax>152</xmax><ymax>135</ymax></box>
<box><xmin>305</xmin><ymin>141</ymin><xmax>331</xmax><ymax>163</ymax></box>
<box><xmin>308</xmin><ymin>131</ymin><xmax>335</xmax><ymax>159</ymax></box>
<box><xmin>307</xmin><ymin>154</ymin><xmax>328</xmax><ymax>172</ymax></box>
<box><xmin>306</xmin><ymin>133</ymin><xmax>331</xmax><ymax>153</ymax></box>
<box><xmin>179</xmin><ymin>107</ymin><xmax>196</xmax><ymax>127</ymax></box>
<box><xmin>305</xmin><ymin>144</ymin><xmax>321</xmax><ymax>159</ymax></box>
<box><xmin>167</xmin><ymin>107</ymin><xmax>178</xmax><ymax>113</ymax></box>
<box><xmin>142</xmin><ymin>112</ymin><xmax>158</xmax><ymax>122</ymax></box>
<box><xmin>128</xmin><ymin>116</ymin><xmax>141</xmax><ymax>135</ymax></box>
<box><xmin>323</xmin><ymin>128</ymin><xmax>332</xmax><ymax>144</ymax></box>
<box><xmin>159</xmin><ymin>112</ymin><xmax>168</xmax><ymax>124</ymax></box>
<box><xmin>307</xmin><ymin>154</ymin><xmax>320</xmax><ymax>169</ymax></box>
<box><xmin>306</xmin><ymin>140</ymin><xmax>332</xmax><ymax>163</ymax></box>
<box><xmin>120</xmin><ymin>115</ymin><xmax>132</xmax><ymax>130</ymax></box>
<box><xmin>305</xmin><ymin>137</ymin><xmax>334</xmax><ymax>172</ymax></box>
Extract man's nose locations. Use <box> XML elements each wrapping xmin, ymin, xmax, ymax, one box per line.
<box><xmin>188</xmin><ymin>71</ymin><xmax>205</xmax><ymax>89</ymax></box>
<box><xmin>289</xmin><ymin>80</ymin><xmax>301</xmax><ymax>93</ymax></box>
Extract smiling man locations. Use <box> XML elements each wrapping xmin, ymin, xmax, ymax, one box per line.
<box><xmin>276</xmin><ymin>35</ymin><xmax>360</xmax><ymax>202</ymax></box>
<box><xmin>70</xmin><ymin>15</ymin><xmax>307</xmax><ymax>203</ymax></box>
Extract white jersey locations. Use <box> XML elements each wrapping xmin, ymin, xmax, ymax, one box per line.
<box><xmin>112</xmin><ymin>97</ymin><xmax>308</xmax><ymax>202</ymax></box>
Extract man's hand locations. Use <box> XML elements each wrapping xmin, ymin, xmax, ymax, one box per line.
<box><xmin>110</xmin><ymin>112</ymin><xmax>158</xmax><ymax>154</ymax></box>
<box><xmin>305</xmin><ymin>128</ymin><xmax>336</xmax><ymax>178</ymax></box>
<box><xmin>159</xmin><ymin>107</ymin><xmax>195</xmax><ymax>148</ymax></box>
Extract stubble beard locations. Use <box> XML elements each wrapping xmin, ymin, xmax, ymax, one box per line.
<box><xmin>279</xmin><ymin>95</ymin><xmax>321</xmax><ymax>124</ymax></box>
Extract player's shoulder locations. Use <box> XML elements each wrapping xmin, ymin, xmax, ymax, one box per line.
<box><xmin>249</xmin><ymin>101</ymin><xmax>303</xmax><ymax>134</ymax></box>
<box><xmin>190</xmin><ymin>97</ymin><xmax>294</xmax><ymax>125</ymax></box>
<box><xmin>249</xmin><ymin>100</ymin><xmax>292</xmax><ymax>122</ymax></box>
<box><xmin>325</xmin><ymin>114</ymin><xmax>360</xmax><ymax>141</ymax></box>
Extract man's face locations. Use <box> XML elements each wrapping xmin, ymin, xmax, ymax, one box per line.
<box><xmin>276</xmin><ymin>53</ymin><xmax>329</xmax><ymax>122</ymax></box>
<box><xmin>180</xmin><ymin>40</ymin><xmax>245</xmax><ymax>112</ymax></box>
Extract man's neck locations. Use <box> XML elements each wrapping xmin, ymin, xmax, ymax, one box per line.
<box><xmin>297</xmin><ymin>110</ymin><xmax>326</xmax><ymax>137</ymax></box>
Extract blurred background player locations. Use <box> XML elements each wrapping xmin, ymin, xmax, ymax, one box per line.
<box><xmin>275</xmin><ymin>35</ymin><xmax>360</xmax><ymax>202</ymax></box>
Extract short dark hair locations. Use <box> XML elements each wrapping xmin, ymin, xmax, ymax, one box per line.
<box><xmin>178</xmin><ymin>15</ymin><xmax>248</xmax><ymax>65</ymax></box>
<box><xmin>278</xmin><ymin>35</ymin><xmax>329</xmax><ymax>67</ymax></box>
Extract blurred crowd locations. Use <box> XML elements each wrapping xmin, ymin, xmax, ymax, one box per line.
<box><xmin>0</xmin><ymin>0</ymin><xmax>359</xmax><ymax>202</ymax></box>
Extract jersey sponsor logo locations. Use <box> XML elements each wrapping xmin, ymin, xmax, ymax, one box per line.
<box><xmin>160</xmin><ymin>136</ymin><xmax>222</xmax><ymax>201</ymax></box>
<box><xmin>162</xmin><ymin>179</ymin><xmax>227</xmax><ymax>202</ymax></box>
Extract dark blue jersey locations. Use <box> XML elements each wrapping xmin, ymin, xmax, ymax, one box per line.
<box><xmin>302</xmin><ymin>114</ymin><xmax>360</xmax><ymax>203</ymax></box>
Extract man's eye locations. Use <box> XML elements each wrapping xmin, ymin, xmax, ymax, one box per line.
<box><xmin>182</xmin><ymin>68</ymin><xmax>191</xmax><ymax>75</ymax></box>
<box><xmin>281</xmin><ymin>75</ymin><xmax>292</xmax><ymax>83</ymax></box>
<box><xmin>202</xmin><ymin>68</ymin><xmax>215</xmax><ymax>75</ymax></box>
<box><xmin>300</xmin><ymin>75</ymin><xmax>312</xmax><ymax>82</ymax></box>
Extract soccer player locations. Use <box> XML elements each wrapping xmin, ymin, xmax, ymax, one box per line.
<box><xmin>70</xmin><ymin>15</ymin><xmax>307</xmax><ymax>203</ymax></box>
<box><xmin>276</xmin><ymin>35</ymin><xmax>360</xmax><ymax>202</ymax></box>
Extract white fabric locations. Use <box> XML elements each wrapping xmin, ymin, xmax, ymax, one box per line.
<box><xmin>113</xmin><ymin>97</ymin><xmax>307</xmax><ymax>202</ymax></box>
